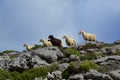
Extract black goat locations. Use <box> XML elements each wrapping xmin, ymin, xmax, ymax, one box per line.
<box><xmin>48</xmin><ymin>35</ymin><xmax>62</xmax><ymax>47</ymax></box>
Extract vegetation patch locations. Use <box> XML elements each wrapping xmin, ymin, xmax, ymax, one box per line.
<box><xmin>62</xmin><ymin>61</ymin><xmax>80</xmax><ymax>79</ymax></box>
<box><xmin>0</xmin><ymin>50</ymin><xmax>17</xmax><ymax>56</ymax></box>
<box><xmin>32</xmin><ymin>44</ymin><xmax>44</xmax><ymax>50</ymax></box>
<box><xmin>80</xmin><ymin>60</ymin><xmax>98</xmax><ymax>72</ymax></box>
<box><xmin>0</xmin><ymin>64</ymin><xmax>57</xmax><ymax>80</ymax></box>
<box><xmin>64</xmin><ymin>48</ymin><xmax>80</xmax><ymax>56</ymax></box>
<box><xmin>80</xmin><ymin>53</ymin><xmax>104</xmax><ymax>61</ymax></box>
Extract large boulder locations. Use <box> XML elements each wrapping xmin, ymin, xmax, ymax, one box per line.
<box><xmin>0</xmin><ymin>56</ymin><xmax>10</xmax><ymax>69</ymax></box>
<box><xmin>32</xmin><ymin>47</ymin><xmax>64</xmax><ymax>63</ymax></box>
<box><xmin>8</xmin><ymin>52</ymin><xmax>49</xmax><ymax>71</ymax></box>
<box><xmin>8</xmin><ymin>52</ymin><xmax>32</xmax><ymax>71</ymax></box>
<box><xmin>31</xmin><ymin>55</ymin><xmax>49</xmax><ymax>68</ymax></box>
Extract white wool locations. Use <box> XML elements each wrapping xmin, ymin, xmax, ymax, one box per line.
<box><xmin>40</xmin><ymin>38</ymin><xmax>52</xmax><ymax>47</ymax></box>
<box><xmin>79</xmin><ymin>30</ymin><xmax>96</xmax><ymax>42</ymax></box>
<box><xmin>63</xmin><ymin>35</ymin><xmax>76</xmax><ymax>47</ymax></box>
<box><xmin>23</xmin><ymin>44</ymin><xmax>34</xmax><ymax>51</ymax></box>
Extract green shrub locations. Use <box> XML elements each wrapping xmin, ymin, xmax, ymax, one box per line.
<box><xmin>0</xmin><ymin>64</ymin><xmax>57</xmax><ymax>80</ymax></box>
<box><xmin>0</xmin><ymin>50</ymin><xmax>17</xmax><ymax>56</ymax></box>
<box><xmin>80</xmin><ymin>60</ymin><xmax>98</xmax><ymax>72</ymax></box>
<box><xmin>32</xmin><ymin>44</ymin><xmax>44</xmax><ymax>50</ymax></box>
<box><xmin>113</xmin><ymin>50</ymin><xmax>120</xmax><ymax>55</ymax></box>
<box><xmin>97</xmin><ymin>66</ymin><xmax>106</xmax><ymax>73</ymax></box>
<box><xmin>80</xmin><ymin>53</ymin><xmax>104</xmax><ymax>61</ymax></box>
<box><xmin>62</xmin><ymin>61</ymin><xmax>81</xmax><ymax>79</ymax></box>
<box><xmin>64</xmin><ymin>48</ymin><xmax>80</xmax><ymax>56</ymax></box>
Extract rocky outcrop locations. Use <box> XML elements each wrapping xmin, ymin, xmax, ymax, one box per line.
<box><xmin>32</xmin><ymin>47</ymin><xmax>64</xmax><ymax>63</ymax></box>
<box><xmin>0</xmin><ymin>47</ymin><xmax>63</xmax><ymax>71</ymax></box>
<box><xmin>8</xmin><ymin>52</ymin><xmax>49</xmax><ymax>71</ymax></box>
<box><xmin>0</xmin><ymin>41</ymin><xmax>120</xmax><ymax>80</ymax></box>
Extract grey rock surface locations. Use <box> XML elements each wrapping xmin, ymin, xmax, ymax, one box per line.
<box><xmin>69</xmin><ymin>73</ymin><xmax>84</xmax><ymax>80</ymax></box>
<box><xmin>58</xmin><ymin>63</ymin><xmax>69</xmax><ymax>71</ymax></box>
<box><xmin>84</xmin><ymin>69</ymin><xmax>113</xmax><ymax>80</ymax></box>
<box><xmin>32</xmin><ymin>47</ymin><xmax>64</xmax><ymax>63</ymax></box>
<box><xmin>109</xmin><ymin>70</ymin><xmax>120</xmax><ymax>80</ymax></box>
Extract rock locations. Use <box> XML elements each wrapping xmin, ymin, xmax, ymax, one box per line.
<box><xmin>94</xmin><ymin>55</ymin><xmax>120</xmax><ymax>64</ymax></box>
<box><xmin>114</xmin><ymin>40</ymin><xmax>120</xmax><ymax>44</ymax></box>
<box><xmin>0</xmin><ymin>56</ymin><xmax>10</xmax><ymax>69</ymax></box>
<box><xmin>69</xmin><ymin>73</ymin><xmax>84</xmax><ymax>80</ymax></box>
<box><xmin>8</xmin><ymin>52</ymin><xmax>49</xmax><ymax>71</ymax></box>
<box><xmin>100</xmin><ymin>45</ymin><xmax>120</xmax><ymax>54</ymax></box>
<box><xmin>31</xmin><ymin>55</ymin><xmax>49</xmax><ymax>68</ymax></box>
<box><xmin>79</xmin><ymin>50</ymin><xmax>87</xmax><ymax>54</ymax></box>
<box><xmin>47</xmin><ymin>71</ymin><xmax>62</xmax><ymax>80</ymax></box>
<box><xmin>33</xmin><ymin>77</ymin><xmax>43</xmax><ymax>80</ymax></box>
<box><xmin>69</xmin><ymin>55</ymin><xmax>80</xmax><ymax>61</ymax></box>
<box><xmin>109</xmin><ymin>70</ymin><xmax>120</xmax><ymax>80</ymax></box>
<box><xmin>32</xmin><ymin>47</ymin><xmax>64</xmax><ymax>63</ymax></box>
<box><xmin>3</xmin><ymin>52</ymin><xmax>20</xmax><ymax>58</ymax></box>
<box><xmin>58</xmin><ymin>63</ymin><xmax>69</xmax><ymax>71</ymax></box>
<box><xmin>84</xmin><ymin>69</ymin><xmax>113</xmax><ymax>80</ymax></box>
<box><xmin>8</xmin><ymin>52</ymin><xmax>32</xmax><ymax>71</ymax></box>
<box><xmin>60</xmin><ymin>58</ymin><xmax>70</xmax><ymax>63</ymax></box>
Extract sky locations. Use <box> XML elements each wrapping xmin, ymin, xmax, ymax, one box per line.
<box><xmin>0</xmin><ymin>0</ymin><xmax>120</xmax><ymax>51</ymax></box>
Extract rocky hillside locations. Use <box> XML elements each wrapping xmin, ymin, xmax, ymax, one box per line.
<box><xmin>0</xmin><ymin>40</ymin><xmax>120</xmax><ymax>80</ymax></box>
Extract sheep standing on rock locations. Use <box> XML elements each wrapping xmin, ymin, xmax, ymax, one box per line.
<box><xmin>23</xmin><ymin>43</ymin><xmax>34</xmax><ymax>51</ymax></box>
<box><xmin>39</xmin><ymin>38</ymin><xmax>52</xmax><ymax>47</ymax></box>
<box><xmin>48</xmin><ymin>35</ymin><xmax>63</xmax><ymax>47</ymax></box>
<box><xmin>78</xmin><ymin>30</ymin><xmax>96</xmax><ymax>42</ymax></box>
<box><xmin>63</xmin><ymin>35</ymin><xmax>76</xmax><ymax>47</ymax></box>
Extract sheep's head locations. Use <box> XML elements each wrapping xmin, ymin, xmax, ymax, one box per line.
<box><xmin>63</xmin><ymin>35</ymin><xmax>67</xmax><ymax>39</ymax></box>
<box><xmin>23</xmin><ymin>44</ymin><xmax>28</xmax><ymax>47</ymax></box>
<box><xmin>39</xmin><ymin>39</ymin><xmax>44</xmax><ymax>42</ymax></box>
<box><xmin>79</xmin><ymin>30</ymin><xmax>84</xmax><ymax>34</ymax></box>
<box><xmin>48</xmin><ymin>35</ymin><xmax>54</xmax><ymax>39</ymax></box>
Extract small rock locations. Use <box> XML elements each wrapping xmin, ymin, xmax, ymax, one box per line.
<box><xmin>69</xmin><ymin>55</ymin><xmax>80</xmax><ymax>61</ymax></box>
<box><xmin>47</xmin><ymin>71</ymin><xmax>62</xmax><ymax>80</ymax></box>
<box><xmin>79</xmin><ymin>50</ymin><xmax>87</xmax><ymax>54</ymax></box>
<box><xmin>58</xmin><ymin>63</ymin><xmax>69</xmax><ymax>71</ymax></box>
<box><xmin>69</xmin><ymin>73</ymin><xmax>84</xmax><ymax>80</ymax></box>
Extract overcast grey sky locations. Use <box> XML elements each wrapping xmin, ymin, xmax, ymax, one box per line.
<box><xmin>0</xmin><ymin>0</ymin><xmax>120</xmax><ymax>51</ymax></box>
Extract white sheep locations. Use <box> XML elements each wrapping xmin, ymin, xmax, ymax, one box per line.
<box><xmin>23</xmin><ymin>43</ymin><xmax>34</xmax><ymax>51</ymax></box>
<box><xmin>78</xmin><ymin>30</ymin><xmax>96</xmax><ymax>42</ymax></box>
<box><xmin>63</xmin><ymin>35</ymin><xmax>76</xmax><ymax>47</ymax></box>
<box><xmin>39</xmin><ymin>38</ymin><xmax>52</xmax><ymax>47</ymax></box>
